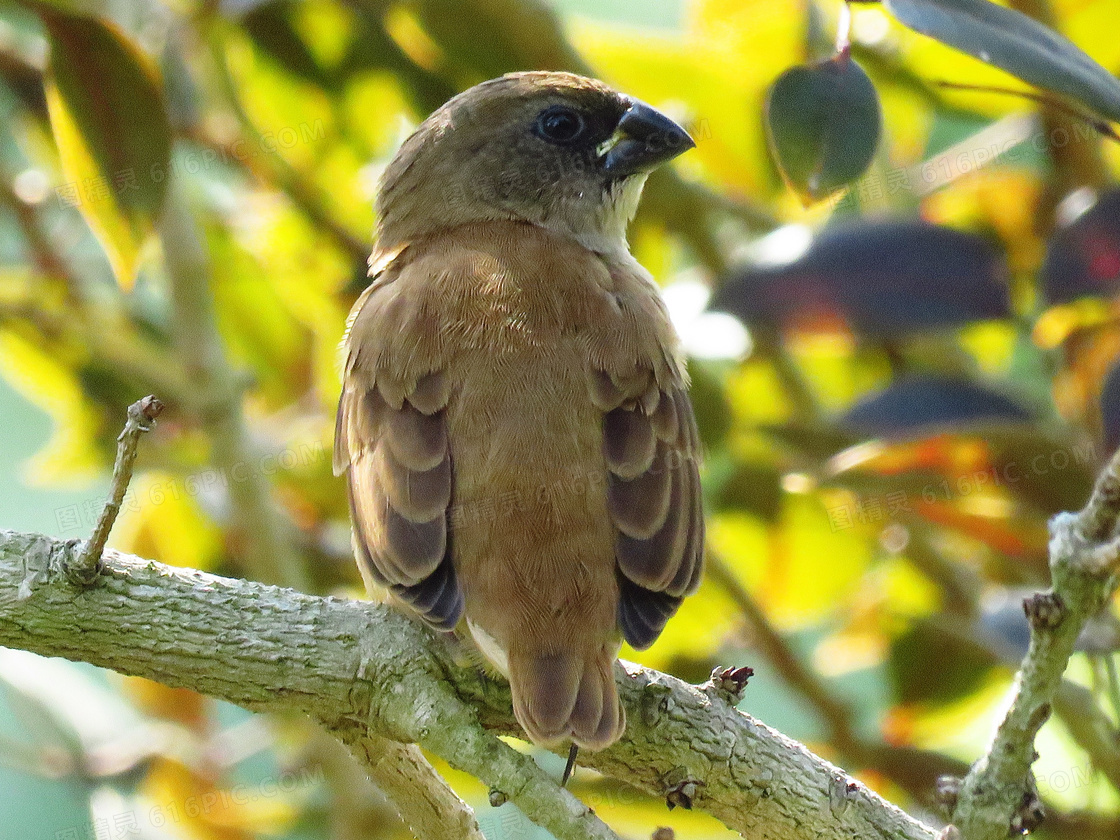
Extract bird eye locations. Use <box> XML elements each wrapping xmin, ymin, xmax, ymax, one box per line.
<box><xmin>534</xmin><ymin>106</ymin><xmax>586</xmax><ymax>144</ymax></box>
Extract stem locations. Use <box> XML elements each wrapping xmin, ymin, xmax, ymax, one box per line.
<box><xmin>69</xmin><ymin>395</ymin><xmax>163</xmax><ymax>584</ymax></box>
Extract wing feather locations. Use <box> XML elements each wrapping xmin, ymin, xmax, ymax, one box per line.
<box><xmin>599</xmin><ymin>372</ymin><xmax>704</xmax><ymax>650</ymax></box>
<box><xmin>335</xmin><ymin>262</ymin><xmax>463</xmax><ymax>631</ymax></box>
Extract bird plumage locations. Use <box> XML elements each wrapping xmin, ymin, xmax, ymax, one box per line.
<box><xmin>336</xmin><ymin>71</ymin><xmax>703</xmax><ymax>750</ymax></box>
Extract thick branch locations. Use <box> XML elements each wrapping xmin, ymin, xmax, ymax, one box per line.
<box><xmin>0</xmin><ymin>529</ymin><xmax>938</xmax><ymax>840</ymax></box>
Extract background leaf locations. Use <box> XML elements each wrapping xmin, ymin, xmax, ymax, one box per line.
<box><xmin>1042</xmin><ymin>188</ymin><xmax>1120</xmax><ymax>304</ymax></box>
<box><xmin>842</xmin><ymin>376</ymin><xmax>1031</xmax><ymax>436</ymax></box>
<box><xmin>766</xmin><ymin>55</ymin><xmax>882</xmax><ymax>203</ymax></box>
<box><xmin>711</xmin><ymin>220</ymin><xmax>1010</xmax><ymax>338</ymax></box>
<box><xmin>41</xmin><ymin>10</ymin><xmax>171</xmax><ymax>287</ymax></box>
<box><xmin>885</xmin><ymin>0</ymin><xmax>1120</xmax><ymax>123</ymax></box>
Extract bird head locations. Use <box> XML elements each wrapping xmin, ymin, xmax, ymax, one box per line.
<box><xmin>374</xmin><ymin>71</ymin><xmax>695</xmax><ymax>256</ymax></box>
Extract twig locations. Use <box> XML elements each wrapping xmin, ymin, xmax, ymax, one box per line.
<box><xmin>948</xmin><ymin>445</ymin><xmax>1120</xmax><ymax>838</ymax></box>
<box><xmin>67</xmin><ymin>396</ymin><xmax>163</xmax><ymax>585</ymax></box>
<box><xmin>340</xmin><ymin>734</ymin><xmax>488</xmax><ymax>840</ymax></box>
<box><xmin>930</xmin><ymin>80</ymin><xmax>1120</xmax><ymax>144</ymax></box>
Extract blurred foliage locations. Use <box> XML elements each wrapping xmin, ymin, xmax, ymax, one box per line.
<box><xmin>2</xmin><ymin>0</ymin><xmax>1120</xmax><ymax>838</ymax></box>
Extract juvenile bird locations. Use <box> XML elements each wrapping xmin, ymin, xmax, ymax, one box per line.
<box><xmin>335</xmin><ymin>71</ymin><xmax>704</xmax><ymax>752</ymax></box>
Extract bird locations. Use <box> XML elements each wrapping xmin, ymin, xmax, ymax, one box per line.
<box><xmin>334</xmin><ymin>71</ymin><xmax>704</xmax><ymax>755</ymax></box>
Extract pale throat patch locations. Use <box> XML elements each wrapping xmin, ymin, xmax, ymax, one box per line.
<box><xmin>570</xmin><ymin>173</ymin><xmax>649</xmax><ymax>257</ymax></box>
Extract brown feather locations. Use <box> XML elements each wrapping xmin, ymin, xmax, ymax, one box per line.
<box><xmin>379</xmin><ymin>448</ymin><xmax>452</xmax><ymax>523</ymax></box>
<box><xmin>384</xmin><ymin>402</ymin><xmax>446</xmax><ymax>472</ymax></box>
<box><xmin>607</xmin><ymin>440</ymin><xmax>673</xmax><ymax>539</ymax></box>
<box><xmin>603</xmin><ymin>407</ymin><xmax>656</xmax><ymax>479</ymax></box>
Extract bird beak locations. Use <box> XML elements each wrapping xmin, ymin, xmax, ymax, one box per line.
<box><xmin>601</xmin><ymin>99</ymin><xmax>696</xmax><ymax>178</ymax></box>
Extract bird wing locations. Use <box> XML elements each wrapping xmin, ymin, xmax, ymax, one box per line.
<box><xmin>591</xmin><ymin>366</ymin><xmax>705</xmax><ymax>650</ymax></box>
<box><xmin>334</xmin><ymin>256</ymin><xmax>463</xmax><ymax>630</ymax></box>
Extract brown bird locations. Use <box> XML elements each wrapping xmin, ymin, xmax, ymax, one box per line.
<box><xmin>335</xmin><ymin>71</ymin><xmax>704</xmax><ymax>753</ymax></box>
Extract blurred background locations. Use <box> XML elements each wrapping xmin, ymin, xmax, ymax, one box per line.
<box><xmin>2</xmin><ymin>0</ymin><xmax>1120</xmax><ymax>837</ymax></box>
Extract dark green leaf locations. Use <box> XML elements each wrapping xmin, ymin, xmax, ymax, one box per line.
<box><xmin>765</xmin><ymin>54</ymin><xmax>881</xmax><ymax>203</ymax></box>
<box><xmin>889</xmin><ymin>617</ymin><xmax>1000</xmax><ymax>705</ymax></box>
<box><xmin>712</xmin><ymin>462</ymin><xmax>783</xmax><ymax>522</ymax></box>
<box><xmin>886</xmin><ymin>0</ymin><xmax>1120</xmax><ymax>123</ymax></box>
<box><xmin>241</xmin><ymin>1</ymin><xmax>339</xmax><ymax>91</ymax></box>
<box><xmin>686</xmin><ymin>360</ymin><xmax>732</xmax><ymax>451</ymax></box>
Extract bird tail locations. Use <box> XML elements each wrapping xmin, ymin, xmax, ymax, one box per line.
<box><xmin>508</xmin><ymin>647</ymin><xmax>625</xmax><ymax>751</ymax></box>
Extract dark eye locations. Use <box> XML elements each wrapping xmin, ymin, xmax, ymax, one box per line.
<box><xmin>534</xmin><ymin>106</ymin><xmax>586</xmax><ymax>144</ymax></box>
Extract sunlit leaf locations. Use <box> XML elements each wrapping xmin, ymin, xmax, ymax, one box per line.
<box><xmin>885</xmin><ymin>0</ymin><xmax>1120</xmax><ymax>123</ymax></box>
<box><xmin>240</xmin><ymin>0</ymin><xmax>340</xmax><ymax>90</ymax></box>
<box><xmin>0</xmin><ymin>328</ymin><xmax>100</xmax><ymax>484</ymax></box>
<box><xmin>766</xmin><ymin>55</ymin><xmax>882</xmax><ymax>203</ymax></box>
<box><xmin>41</xmin><ymin>10</ymin><xmax>171</xmax><ymax>287</ymax></box>
<box><xmin>112</xmin><ymin>472</ymin><xmax>223</xmax><ymax>571</ymax></box>
<box><xmin>711</xmin><ymin>220</ymin><xmax>1010</xmax><ymax>338</ymax></box>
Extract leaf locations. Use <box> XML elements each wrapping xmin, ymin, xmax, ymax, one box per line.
<box><xmin>889</xmin><ymin>617</ymin><xmax>1000</xmax><ymax>705</ymax></box>
<box><xmin>711</xmin><ymin>219</ymin><xmax>1010</xmax><ymax>338</ymax></box>
<box><xmin>765</xmin><ymin>54</ymin><xmax>882</xmax><ymax>203</ymax></box>
<box><xmin>22</xmin><ymin>0</ymin><xmax>107</xmax><ymax>16</ymax></box>
<box><xmin>1041</xmin><ymin>188</ymin><xmax>1120</xmax><ymax>304</ymax></box>
<box><xmin>712</xmin><ymin>461</ymin><xmax>783</xmax><ymax>522</ymax></box>
<box><xmin>686</xmin><ymin>359</ymin><xmax>733</xmax><ymax>450</ymax></box>
<box><xmin>240</xmin><ymin>1</ymin><xmax>340</xmax><ymax>91</ymax></box>
<box><xmin>1099</xmin><ymin>359</ymin><xmax>1120</xmax><ymax>452</ymax></box>
<box><xmin>885</xmin><ymin>0</ymin><xmax>1120</xmax><ymax>124</ymax></box>
<box><xmin>41</xmin><ymin>10</ymin><xmax>171</xmax><ymax>287</ymax></box>
<box><xmin>842</xmin><ymin>375</ymin><xmax>1030</xmax><ymax>437</ymax></box>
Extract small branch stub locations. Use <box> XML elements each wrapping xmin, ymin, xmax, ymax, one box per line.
<box><xmin>662</xmin><ymin>768</ymin><xmax>704</xmax><ymax>811</ymax></box>
<box><xmin>1010</xmin><ymin>782</ymin><xmax>1045</xmax><ymax>836</ymax></box>
<box><xmin>488</xmin><ymin>788</ymin><xmax>508</xmax><ymax>808</ymax></box>
<box><xmin>68</xmin><ymin>395</ymin><xmax>163</xmax><ymax>586</ymax></box>
<box><xmin>934</xmin><ymin>775</ymin><xmax>961</xmax><ymax>813</ymax></box>
<box><xmin>706</xmin><ymin>665</ymin><xmax>754</xmax><ymax>703</ymax></box>
<box><xmin>1023</xmin><ymin>592</ymin><xmax>1066</xmax><ymax>630</ymax></box>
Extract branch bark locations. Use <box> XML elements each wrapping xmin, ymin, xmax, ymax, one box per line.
<box><xmin>949</xmin><ymin>445</ymin><xmax>1120</xmax><ymax>838</ymax></box>
<box><xmin>0</xmin><ymin>529</ymin><xmax>939</xmax><ymax>840</ymax></box>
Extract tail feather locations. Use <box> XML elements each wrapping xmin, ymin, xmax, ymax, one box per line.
<box><xmin>509</xmin><ymin>648</ymin><xmax>625</xmax><ymax>750</ymax></box>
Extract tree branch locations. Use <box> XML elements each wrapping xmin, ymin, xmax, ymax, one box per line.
<box><xmin>0</xmin><ymin>529</ymin><xmax>939</xmax><ymax>840</ymax></box>
<box><xmin>949</xmin><ymin>445</ymin><xmax>1120</xmax><ymax>837</ymax></box>
<box><xmin>70</xmin><ymin>395</ymin><xmax>163</xmax><ymax>584</ymax></box>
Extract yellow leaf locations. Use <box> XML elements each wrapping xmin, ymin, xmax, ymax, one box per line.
<box><xmin>42</xmin><ymin>12</ymin><xmax>171</xmax><ymax>288</ymax></box>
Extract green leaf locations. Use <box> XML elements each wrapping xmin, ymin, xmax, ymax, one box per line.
<box><xmin>885</xmin><ymin>0</ymin><xmax>1120</xmax><ymax>124</ymax></box>
<box><xmin>41</xmin><ymin>10</ymin><xmax>171</xmax><ymax>287</ymax></box>
<box><xmin>765</xmin><ymin>55</ymin><xmax>881</xmax><ymax>203</ymax></box>
<box><xmin>21</xmin><ymin>0</ymin><xmax>107</xmax><ymax>17</ymax></box>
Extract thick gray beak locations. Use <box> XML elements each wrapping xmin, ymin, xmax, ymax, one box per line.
<box><xmin>601</xmin><ymin>99</ymin><xmax>696</xmax><ymax>178</ymax></box>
